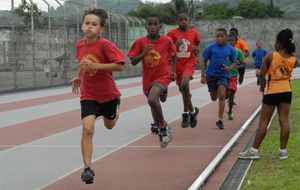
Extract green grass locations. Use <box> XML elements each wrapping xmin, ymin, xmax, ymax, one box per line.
<box><xmin>241</xmin><ymin>80</ymin><xmax>300</xmax><ymax>190</ymax></box>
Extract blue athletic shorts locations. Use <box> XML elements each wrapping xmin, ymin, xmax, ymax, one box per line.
<box><xmin>206</xmin><ymin>77</ymin><xmax>229</xmax><ymax>92</ymax></box>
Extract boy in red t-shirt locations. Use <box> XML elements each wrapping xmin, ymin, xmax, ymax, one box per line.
<box><xmin>128</xmin><ymin>15</ymin><xmax>176</xmax><ymax>149</ymax></box>
<box><xmin>71</xmin><ymin>8</ymin><xmax>125</xmax><ymax>184</ymax></box>
<box><xmin>167</xmin><ymin>11</ymin><xmax>201</xmax><ymax>128</ymax></box>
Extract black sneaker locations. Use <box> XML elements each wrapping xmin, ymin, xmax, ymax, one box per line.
<box><xmin>181</xmin><ymin>113</ymin><xmax>190</xmax><ymax>128</ymax></box>
<box><xmin>189</xmin><ymin>107</ymin><xmax>199</xmax><ymax>128</ymax></box>
<box><xmin>81</xmin><ymin>167</ymin><xmax>95</xmax><ymax>184</ymax></box>
<box><xmin>150</xmin><ymin>123</ymin><xmax>159</xmax><ymax>134</ymax></box>
<box><xmin>216</xmin><ymin>120</ymin><xmax>225</xmax><ymax>129</ymax></box>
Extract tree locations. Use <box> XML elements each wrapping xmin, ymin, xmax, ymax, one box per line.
<box><xmin>235</xmin><ymin>0</ymin><xmax>284</xmax><ymax>18</ymax></box>
<box><xmin>14</xmin><ymin>0</ymin><xmax>47</xmax><ymax>27</ymax></box>
<box><xmin>127</xmin><ymin>0</ymin><xmax>188</xmax><ymax>24</ymax></box>
<box><xmin>202</xmin><ymin>2</ymin><xmax>234</xmax><ymax>19</ymax></box>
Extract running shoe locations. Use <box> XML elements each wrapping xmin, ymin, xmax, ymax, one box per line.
<box><xmin>278</xmin><ymin>150</ymin><xmax>288</xmax><ymax>160</ymax></box>
<box><xmin>181</xmin><ymin>113</ymin><xmax>190</xmax><ymax>128</ymax></box>
<box><xmin>238</xmin><ymin>149</ymin><xmax>260</xmax><ymax>160</ymax></box>
<box><xmin>190</xmin><ymin>107</ymin><xmax>199</xmax><ymax>128</ymax></box>
<box><xmin>150</xmin><ymin>123</ymin><xmax>159</xmax><ymax>134</ymax></box>
<box><xmin>216</xmin><ymin>120</ymin><xmax>225</xmax><ymax>129</ymax></box>
<box><xmin>158</xmin><ymin>125</ymin><xmax>172</xmax><ymax>148</ymax></box>
<box><xmin>81</xmin><ymin>167</ymin><xmax>95</xmax><ymax>184</ymax></box>
<box><xmin>227</xmin><ymin>112</ymin><xmax>234</xmax><ymax>120</ymax></box>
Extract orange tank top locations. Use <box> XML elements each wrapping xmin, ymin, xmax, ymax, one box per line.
<box><xmin>265</xmin><ymin>51</ymin><xmax>296</xmax><ymax>95</ymax></box>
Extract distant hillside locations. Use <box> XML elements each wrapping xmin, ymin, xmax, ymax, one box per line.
<box><xmin>200</xmin><ymin>0</ymin><xmax>300</xmax><ymax>18</ymax></box>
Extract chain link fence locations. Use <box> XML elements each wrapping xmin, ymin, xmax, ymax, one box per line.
<box><xmin>0</xmin><ymin>0</ymin><xmax>175</xmax><ymax>93</ymax></box>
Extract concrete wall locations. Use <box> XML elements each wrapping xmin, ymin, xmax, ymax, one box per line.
<box><xmin>195</xmin><ymin>19</ymin><xmax>300</xmax><ymax>59</ymax></box>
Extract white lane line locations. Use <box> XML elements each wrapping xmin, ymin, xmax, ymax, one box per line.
<box><xmin>0</xmin><ymin>145</ymin><xmax>224</xmax><ymax>148</ymax></box>
<box><xmin>0</xmin><ymin>76</ymin><xmax>144</xmax><ymax>104</ymax></box>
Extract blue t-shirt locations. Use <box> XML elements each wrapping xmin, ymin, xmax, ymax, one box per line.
<box><xmin>252</xmin><ymin>48</ymin><xmax>267</xmax><ymax>68</ymax></box>
<box><xmin>202</xmin><ymin>42</ymin><xmax>236</xmax><ymax>78</ymax></box>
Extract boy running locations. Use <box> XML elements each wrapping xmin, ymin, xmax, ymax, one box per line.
<box><xmin>252</xmin><ymin>41</ymin><xmax>267</xmax><ymax>85</ymax></box>
<box><xmin>128</xmin><ymin>15</ymin><xmax>176</xmax><ymax>148</ymax></box>
<box><xmin>226</xmin><ymin>34</ymin><xmax>244</xmax><ymax>120</ymax></box>
<box><xmin>71</xmin><ymin>8</ymin><xmax>125</xmax><ymax>184</ymax></box>
<box><xmin>201</xmin><ymin>28</ymin><xmax>236</xmax><ymax>129</ymax></box>
<box><xmin>229</xmin><ymin>28</ymin><xmax>249</xmax><ymax>85</ymax></box>
<box><xmin>167</xmin><ymin>11</ymin><xmax>201</xmax><ymax>128</ymax></box>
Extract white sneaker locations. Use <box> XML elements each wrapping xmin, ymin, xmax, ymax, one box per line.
<box><xmin>239</xmin><ymin>148</ymin><xmax>260</xmax><ymax>160</ymax></box>
<box><xmin>158</xmin><ymin>126</ymin><xmax>172</xmax><ymax>148</ymax></box>
<box><xmin>278</xmin><ymin>150</ymin><xmax>288</xmax><ymax>160</ymax></box>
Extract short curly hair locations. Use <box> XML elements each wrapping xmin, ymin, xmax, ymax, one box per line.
<box><xmin>82</xmin><ymin>8</ymin><xmax>108</xmax><ymax>27</ymax></box>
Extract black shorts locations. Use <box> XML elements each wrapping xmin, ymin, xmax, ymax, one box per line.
<box><xmin>262</xmin><ymin>92</ymin><xmax>292</xmax><ymax>106</ymax></box>
<box><xmin>80</xmin><ymin>98</ymin><xmax>120</xmax><ymax>120</ymax></box>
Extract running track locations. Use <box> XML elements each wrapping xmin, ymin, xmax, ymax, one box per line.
<box><xmin>1</xmin><ymin>69</ymin><xmax>299</xmax><ymax>190</ymax></box>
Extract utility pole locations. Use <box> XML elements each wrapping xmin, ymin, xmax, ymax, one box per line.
<box><xmin>117</xmin><ymin>0</ymin><xmax>120</xmax><ymax>13</ymax></box>
<box><xmin>270</xmin><ymin>0</ymin><xmax>274</xmax><ymax>17</ymax></box>
<box><xmin>11</xmin><ymin>0</ymin><xmax>14</xmax><ymax>10</ymax></box>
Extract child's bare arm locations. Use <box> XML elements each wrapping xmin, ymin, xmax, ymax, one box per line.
<box><xmin>200</xmin><ymin>60</ymin><xmax>207</xmax><ymax>84</ymax></box>
<box><xmin>131</xmin><ymin>44</ymin><xmax>153</xmax><ymax>66</ymax></box>
<box><xmin>80</xmin><ymin>58</ymin><xmax>124</xmax><ymax>71</ymax></box>
<box><xmin>71</xmin><ymin>66</ymin><xmax>84</xmax><ymax>94</ymax></box>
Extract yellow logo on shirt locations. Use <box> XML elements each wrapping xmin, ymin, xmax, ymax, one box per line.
<box><xmin>144</xmin><ymin>49</ymin><xmax>161</xmax><ymax>67</ymax></box>
<box><xmin>80</xmin><ymin>54</ymin><xmax>99</xmax><ymax>76</ymax></box>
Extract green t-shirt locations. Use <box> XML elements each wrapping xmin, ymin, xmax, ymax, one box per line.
<box><xmin>229</xmin><ymin>49</ymin><xmax>244</xmax><ymax>77</ymax></box>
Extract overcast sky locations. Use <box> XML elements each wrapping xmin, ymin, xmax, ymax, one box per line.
<box><xmin>1</xmin><ymin>0</ymin><xmax>179</xmax><ymax>11</ymax></box>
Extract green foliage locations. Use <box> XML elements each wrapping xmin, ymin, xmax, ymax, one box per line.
<box><xmin>235</xmin><ymin>0</ymin><xmax>283</xmax><ymax>18</ymax></box>
<box><xmin>14</xmin><ymin>0</ymin><xmax>48</xmax><ymax>27</ymax></box>
<box><xmin>127</xmin><ymin>0</ymin><xmax>188</xmax><ymax>24</ymax></box>
<box><xmin>202</xmin><ymin>2</ymin><xmax>235</xmax><ymax>19</ymax></box>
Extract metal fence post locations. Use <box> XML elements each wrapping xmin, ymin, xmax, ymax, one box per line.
<box><xmin>41</xmin><ymin>0</ymin><xmax>53</xmax><ymax>85</ymax></box>
<box><xmin>29</xmin><ymin>0</ymin><xmax>36</xmax><ymax>87</ymax></box>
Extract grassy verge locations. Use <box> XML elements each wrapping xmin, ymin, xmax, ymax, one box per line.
<box><xmin>241</xmin><ymin>79</ymin><xmax>300</xmax><ymax>190</ymax></box>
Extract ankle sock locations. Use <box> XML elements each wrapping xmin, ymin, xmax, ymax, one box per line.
<box><xmin>251</xmin><ymin>147</ymin><xmax>259</xmax><ymax>152</ymax></box>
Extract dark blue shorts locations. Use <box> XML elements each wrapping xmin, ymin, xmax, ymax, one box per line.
<box><xmin>146</xmin><ymin>83</ymin><xmax>167</xmax><ymax>97</ymax></box>
<box><xmin>80</xmin><ymin>98</ymin><xmax>120</xmax><ymax>120</ymax></box>
<box><xmin>262</xmin><ymin>92</ymin><xmax>292</xmax><ymax>106</ymax></box>
<box><xmin>206</xmin><ymin>77</ymin><xmax>229</xmax><ymax>92</ymax></box>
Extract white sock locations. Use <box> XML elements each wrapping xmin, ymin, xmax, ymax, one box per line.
<box><xmin>190</xmin><ymin>109</ymin><xmax>195</xmax><ymax>114</ymax></box>
<box><xmin>251</xmin><ymin>147</ymin><xmax>259</xmax><ymax>152</ymax></box>
<box><xmin>279</xmin><ymin>148</ymin><xmax>287</xmax><ymax>153</ymax></box>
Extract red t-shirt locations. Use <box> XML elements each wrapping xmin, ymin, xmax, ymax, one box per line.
<box><xmin>76</xmin><ymin>38</ymin><xmax>125</xmax><ymax>103</ymax></box>
<box><xmin>167</xmin><ymin>28</ymin><xmax>201</xmax><ymax>66</ymax></box>
<box><xmin>128</xmin><ymin>35</ymin><xmax>176</xmax><ymax>95</ymax></box>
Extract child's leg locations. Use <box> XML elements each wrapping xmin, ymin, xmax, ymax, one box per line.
<box><xmin>180</xmin><ymin>76</ymin><xmax>194</xmax><ymax>112</ymax></box>
<box><xmin>103</xmin><ymin>98</ymin><xmax>120</xmax><ymax>129</ymax></box>
<box><xmin>160</xmin><ymin>87</ymin><xmax>168</xmax><ymax>103</ymax></box>
<box><xmin>252</xmin><ymin>103</ymin><xmax>276</xmax><ymax>149</ymax></box>
<box><xmin>238</xmin><ymin>64</ymin><xmax>245</xmax><ymax>85</ymax></box>
<box><xmin>217</xmin><ymin>85</ymin><xmax>227</xmax><ymax>120</ymax></box>
<box><xmin>277</xmin><ymin>102</ymin><xmax>291</xmax><ymax>149</ymax></box>
<box><xmin>147</xmin><ymin>85</ymin><xmax>166</xmax><ymax>127</ymax></box>
<box><xmin>206</xmin><ymin>77</ymin><xmax>218</xmax><ymax>101</ymax></box>
<box><xmin>255</xmin><ymin>68</ymin><xmax>260</xmax><ymax>85</ymax></box>
<box><xmin>255</xmin><ymin>68</ymin><xmax>260</xmax><ymax>78</ymax></box>
<box><xmin>81</xmin><ymin>115</ymin><xmax>96</xmax><ymax>168</ymax></box>
<box><xmin>228</xmin><ymin>90</ymin><xmax>234</xmax><ymax>113</ymax></box>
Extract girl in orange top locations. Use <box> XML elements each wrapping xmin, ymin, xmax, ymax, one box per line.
<box><xmin>239</xmin><ymin>28</ymin><xmax>297</xmax><ymax>160</ymax></box>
